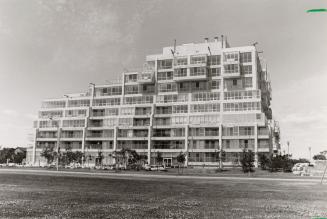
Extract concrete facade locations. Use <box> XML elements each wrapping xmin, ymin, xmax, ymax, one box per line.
<box><xmin>27</xmin><ymin>37</ymin><xmax>280</xmax><ymax>167</ymax></box>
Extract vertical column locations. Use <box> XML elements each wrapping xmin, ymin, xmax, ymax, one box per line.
<box><xmin>32</xmin><ymin>128</ymin><xmax>38</xmax><ymax>165</ymax></box>
<box><xmin>187</xmin><ymin>55</ymin><xmax>191</xmax><ymax>76</ymax></box>
<box><xmin>147</xmin><ymin>126</ymin><xmax>152</xmax><ymax>165</ymax></box>
<box><xmin>113</xmin><ymin>126</ymin><xmax>118</xmax><ymax>165</ymax></box>
<box><xmin>82</xmin><ymin>127</ymin><xmax>86</xmax><ymax>153</ymax></box>
<box><xmin>113</xmin><ymin>126</ymin><xmax>118</xmax><ymax>151</ymax></box>
<box><xmin>254</xmin><ymin>123</ymin><xmax>258</xmax><ymax>167</ymax></box>
<box><xmin>184</xmin><ymin>124</ymin><xmax>189</xmax><ymax>167</ymax></box>
<box><xmin>219</xmin><ymin>124</ymin><xmax>223</xmax><ymax>168</ymax></box>
<box><xmin>252</xmin><ymin>50</ymin><xmax>258</xmax><ymax>90</ymax></box>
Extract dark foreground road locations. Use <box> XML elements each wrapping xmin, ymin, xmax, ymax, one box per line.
<box><xmin>0</xmin><ymin>169</ymin><xmax>326</xmax><ymax>218</ymax></box>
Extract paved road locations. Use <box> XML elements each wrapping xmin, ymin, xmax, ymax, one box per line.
<box><xmin>0</xmin><ymin>168</ymin><xmax>325</xmax><ymax>183</ymax></box>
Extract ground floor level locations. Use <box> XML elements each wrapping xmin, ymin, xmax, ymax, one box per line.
<box><xmin>26</xmin><ymin>148</ymin><xmax>271</xmax><ymax>168</ymax></box>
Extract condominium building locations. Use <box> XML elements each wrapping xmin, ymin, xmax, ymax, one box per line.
<box><xmin>26</xmin><ymin>37</ymin><xmax>280</xmax><ymax>167</ymax></box>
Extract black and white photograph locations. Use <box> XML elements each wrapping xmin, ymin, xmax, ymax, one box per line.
<box><xmin>0</xmin><ymin>0</ymin><xmax>326</xmax><ymax>218</ymax></box>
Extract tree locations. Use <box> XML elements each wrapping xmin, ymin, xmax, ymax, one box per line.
<box><xmin>40</xmin><ymin>145</ymin><xmax>56</xmax><ymax>164</ymax></box>
<box><xmin>266</xmin><ymin>154</ymin><xmax>297</xmax><ymax>172</ymax></box>
<box><xmin>155</xmin><ymin>152</ymin><xmax>163</xmax><ymax>171</ymax></box>
<box><xmin>96</xmin><ymin>150</ymin><xmax>104</xmax><ymax>167</ymax></box>
<box><xmin>176</xmin><ymin>153</ymin><xmax>186</xmax><ymax>174</ymax></box>
<box><xmin>258</xmin><ymin>154</ymin><xmax>269</xmax><ymax>170</ymax></box>
<box><xmin>240</xmin><ymin>149</ymin><xmax>255</xmax><ymax>174</ymax></box>
<box><xmin>0</xmin><ymin>148</ymin><xmax>15</xmax><ymax>164</ymax></box>
<box><xmin>74</xmin><ymin>151</ymin><xmax>84</xmax><ymax>165</ymax></box>
<box><xmin>313</xmin><ymin>154</ymin><xmax>326</xmax><ymax>160</ymax></box>
<box><xmin>112</xmin><ymin>148</ymin><xmax>144</xmax><ymax>170</ymax></box>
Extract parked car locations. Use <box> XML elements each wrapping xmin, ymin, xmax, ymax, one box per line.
<box><xmin>144</xmin><ymin>165</ymin><xmax>167</xmax><ymax>171</ymax></box>
<box><xmin>292</xmin><ymin>163</ymin><xmax>310</xmax><ymax>176</ymax></box>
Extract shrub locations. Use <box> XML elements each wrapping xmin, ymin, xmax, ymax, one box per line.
<box><xmin>240</xmin><ymin>149</ymin><xmax>255</xmax><ymax>173</ymax></box>
<box><xmin>258</xmin><ymin>154</ymin><xmax>269</xmax><ymax>170</ymax></box>
<box><xmin>313</xmin><ymin>154</ymin><xmax>326</xmax><ymax>160</ymax></box>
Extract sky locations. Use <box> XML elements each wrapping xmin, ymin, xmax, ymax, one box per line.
<box><xmin>0</xmin><ymin>0</ymin><xmax>326</xmax><ymax>158</ymax></box>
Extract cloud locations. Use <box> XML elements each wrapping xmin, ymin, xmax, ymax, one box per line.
<box><xmin>282</xmin><ymin>109</ymin><xmax>327</xmax><ymax>124</ymax></box>
<box><xmin>1</xmin><ymin>109</ymin><xmax>19</xmax><ymax>117</ymax></box>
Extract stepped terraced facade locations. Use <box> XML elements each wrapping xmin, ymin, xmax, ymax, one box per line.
<box><xmin>27</xmin><ymin>37</ymin><xmax>281</xmax><ymax>167</ymax></box>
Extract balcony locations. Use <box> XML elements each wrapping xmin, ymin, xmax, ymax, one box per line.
<box><xmin>137</xmin><ymin>72</ymin><xmax>154</xmax><ymax>84</ymax></box>
<box><xmin>173</xmin><ymin>67</ymin><xmax>207</xmax><ymax>81</ymax></box>
<box><xmin>189</xmin><ymin>55</ymin><xmax>207</xmax><ymax>67</ymax></box>
<box><xmin>223</xmin><ymin>64</ymin><xmax>241</xmax><ymax>78</ymax></box>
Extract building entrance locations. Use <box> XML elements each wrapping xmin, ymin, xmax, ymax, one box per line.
<box><xmin>163</xmin><ymin>158</ymin><xmax>172</xmax><ymax>167</ymax></box>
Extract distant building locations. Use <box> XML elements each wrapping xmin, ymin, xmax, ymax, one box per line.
<box><xmin>27</xmin><ymin>37</ymin><xmax>280</xmax><ymax>167</ymax></box>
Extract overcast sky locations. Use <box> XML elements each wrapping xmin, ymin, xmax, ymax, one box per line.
<box><xmin>0</xmin><ymin>0</ymin><xmax>326</xmax><ymax>158</ymax></box>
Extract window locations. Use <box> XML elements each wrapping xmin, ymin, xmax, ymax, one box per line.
<box><xmin>224</xmin><ymin>64</ymin><xmax>239</xmax><ymax>74</ymax></box>
<box><xmin>156</xmin><ymin>94</ymin><xmax>188</xmax><ymax>103</ymax></box>
<box><xmin>120</xmin><ymin>107</ymin><xmax>134</xmax><ymax>115</ymax></box>
<box><xmin>172</xmin><ymin>105</ymin><xmax>188</xmax><ymax>114</ymax></box>
<box><xmin>62</xmin><ymin>120</ymin><xmax>85</xmax><ymax>127</ymax></box>
<box><xmin>241</xmin><ymin>65</ymin><xmax>252</xmax><ymax>74</ymax></box>
<box><xmin>174</xmin><ymin>68</ymin><xmax>187</xmax><ymax>77</ymax></box>
<box><xmin>190</xmin><ymin>103</ymin><xmax>220</xmax><ymax>113</ymax></box>
<box><xmin>125</xmin><ymin>74</ymin><xmax>137</xmax><ymax>83</ymax></box>
<box><xmin>209</xmin><ymin>55</ymin><xmax>221</xmax><ymax>65</ymax></box>
<box><xmin>124</xmin><ymin>85</ymin><xmax>139</xmax><ymax>94</ymax></box>
<box><xmin>174</xmin><ymin>57</ymin><xmax>187</xmax><ymax>66</ymax></box>
<box><xmin>224</xmin><ymin>90</ymin><xmax>260</xmax><ymax>100</ymax></box>
<box><xmin>224</xmin><ymin>52</ymin><xmax>239</xmax><ymax>62</ymax></box>
<box><xmin>157</xmin><ymin>72</ymin><xmax>173</xmax><ymax>81</ymax></box>
<box><xmin>189</xmin><ymin>115</ymin><xmax>220</xmax><ymax>125</ymax></box>
<box><xmin>240</xmin><ymin>52</ymin><xmax>252</xmax><ymax>63</ymax></box>
<box><xmin>192</xmin><ymin>92</ymin><xmax>220</xmax><ymax>101</ymax></box>
<box><xmin>171</xmin><ymin>116</ymin><xmax>187</xmax><ymax>125</ymax></box>
<box><xmin>243</xmin><ymin>77</ymin><xmax>253</xmax><ymax>88</ymax></box>
<box><xmin>93</xmin><ymin>98</ymin><xmax>120</xmax><ymax>106</ymax></box>
<box><xmin>211</xmin><ymin>80</ymin><xmax>220</xmax><ymax>90</ymax></box>
<box><xmin>124</xmin><ymin>96</ymin><xmax>153</xmax><ymax>105</ymax></box>
<box><xmin>158</xmin><ymin>83</ymin><xmax>177</xmax><ymax>93</ymax></box>
<box><xmin>68</xmin><ymin>99</ymin><xmax>90</xmax><ymax>107</ymax></box>
<box><xmin>239</xmin><ymin>126</ymin><xmax>254</xmax><ymax>136</ymax></box>
<box><xmin>65</xmin><ymin>109</ymin><xmax>86</xmax><ymax>117</ymax></box>
<box><xmin>210</xmin><ymin>68</ymin><xmax>221</xmax><ymax>77</ymax></box>
<box><xmin>190</xmin><ymin>56</ymin><xmax>206</xmax><ymax>64</ymax></box>
<box><xmin>158</xmin><ymin>59</ymin><xmax>173</xmax><ymax>70</ymax></box>
<box><xmin>190</xmin><ymin>67</ymin><xmax>206</xmax><ymax>76</ymax></box>
<box><xmin>223</xmin><ymin>102</ymin><xmax>261</xmax><ymax>112</ymax></box>
<box><xmin>39</xmin><ymin>110</ymin><xmax>63</xmax><ymax>119</ymax></box>
<box><xmin>233</xmin><ymin>79</ymin><xmax>237</xmax><ymax>86</ymax></box>
<box><xmin>41</xmin><ymin>100</ymin><xmax>66</xmax><ymax>109</ymax></box>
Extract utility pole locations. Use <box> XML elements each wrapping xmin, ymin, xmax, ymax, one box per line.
<box><xmin>309</xmin><ymin>147</ymin><xmax>312</xmax><ymax>162</ymax></box>
<box><xmin>287</xmin><ymin>141</ymin><xmax>290</xmax><ymax>155</ymax></box>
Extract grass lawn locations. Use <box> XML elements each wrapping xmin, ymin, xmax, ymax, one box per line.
<box><xmin>0</xmin><ymin>171</ymin><xmax>326</xmax><ymax>218</ymax></box>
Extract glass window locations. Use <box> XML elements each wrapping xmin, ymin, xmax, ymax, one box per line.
<box><xmin>224</xmin><ymin>52</ymin><xmax>239</xmax><ymax>62</ymax></box>
<box><xmin>241</xmin><ymin>65</ymin><xmax>252</xmax><ymax>74</ymax></box>
<box><xmin>209</xmin><ymin>55</ymin><xmax>221</xmax><ymax>65</ymax></box>
<box><xmin>158</xmin><ymin>59</ymin><xmax>173</xmax><ymax>70</ymax></box>
<box><xmin>190</xmin><ymin>67</ymin><xmax>206</xmax><ymax>76</ymax></box>
<box><xmin>190</xmin><ymin>56</ymin><xmax>206</xmax><ymax>64</ymax></box>
<box><xmin>240</xmin><ymin>52</ymin><xmax>252</xmax><ymax>63</ymax></box>
<box><xmin>210</xmin><ymin>68</ymin><xmax>221</xmax><ymax>77</ymax></box>
<box><xmin>224</xmin><ymin>64</ymin><xmax>239</xmax><ymax>74</ymax></box>
<box><xmin>174</xmin><ymin>57</ymin><xmax>188</xmax><ymax>66</ymax></box>
<box><xmin>243</xmin><ymin>77</ymin><xmax>253</xmax><ymax>88</ymax></box>
<box><xmin>174</xmin><ymin>68</ymin><xmax>187</xmax><ymax>77</ymax></box>
<box><xmin>211</xmin><ymin>80</ymin><xmax>220</xmax><ymax>90</ymax></box>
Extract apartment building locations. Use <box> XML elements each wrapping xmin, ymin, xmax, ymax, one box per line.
<box><xmin>26</xmin><ymin>37</ymin><xmax>280</xmax><ymax>167</ymax></box>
